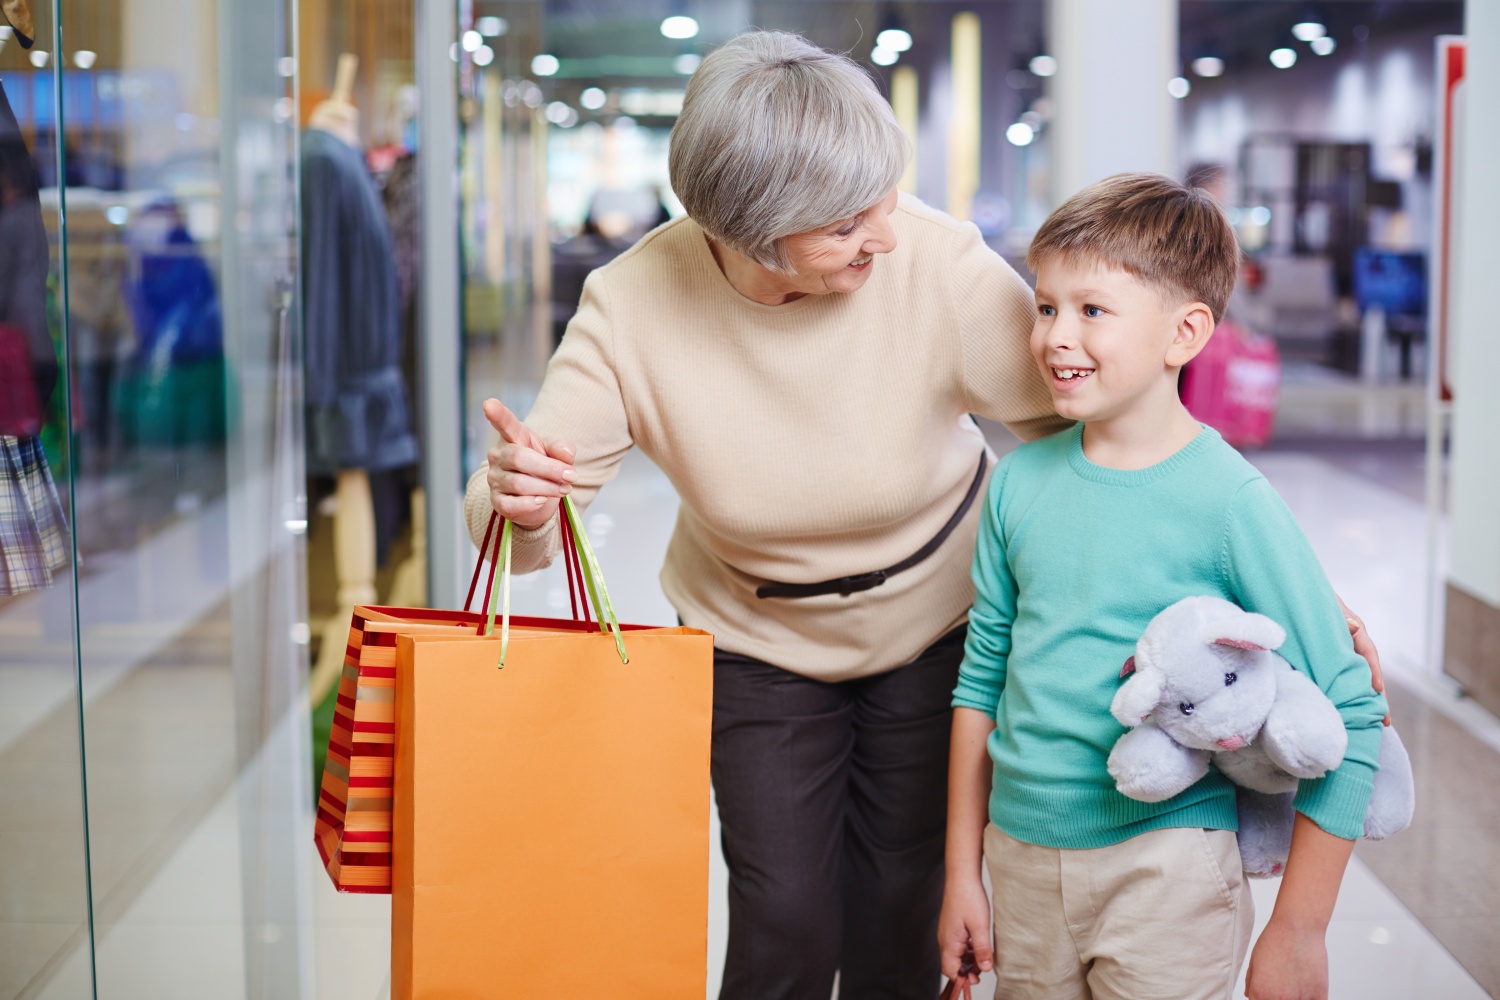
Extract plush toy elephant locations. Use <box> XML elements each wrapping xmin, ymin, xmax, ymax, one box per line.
<box><xmin>1106</xmin><ymin>596</ymin><xmax>1415</xmax><ymax>877</ymax></box>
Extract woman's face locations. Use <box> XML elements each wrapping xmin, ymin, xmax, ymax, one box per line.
<box><xmin>778</xmin><ymin>189</ymin><xmax>900</xmax><ymax>296</ymax></box>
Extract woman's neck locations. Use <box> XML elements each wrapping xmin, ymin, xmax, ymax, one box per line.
<box><xmin>706</xmin><ymin>237</ymin><xmax>805</xmax><ymax>306</ymax></box>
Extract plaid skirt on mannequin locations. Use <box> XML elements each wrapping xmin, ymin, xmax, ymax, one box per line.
<box><xmin>0</xmin><ymin>435</ymin><xmax>69</xmax><ymax>596</ymax></box>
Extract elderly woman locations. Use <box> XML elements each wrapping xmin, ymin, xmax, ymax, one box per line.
<box><xmin>467</xmin><ymin>30</ymin><xmax>1381</xmax><ymax>999</ymax></box>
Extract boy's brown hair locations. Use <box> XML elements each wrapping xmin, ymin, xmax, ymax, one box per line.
<box><xmin>1027</xmin><ymin>172</ymin><xmax>1240</xmax><ymax>322</ymax></box>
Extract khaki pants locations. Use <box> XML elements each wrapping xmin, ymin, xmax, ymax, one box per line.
<box><xmin>984</xmin><ymin>824</ymin><xmax>1254</xmax><ymax>1000</ymax></box>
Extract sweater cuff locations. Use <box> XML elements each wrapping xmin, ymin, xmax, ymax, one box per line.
<box><xmin>1293</xmin><ymin>759</ymin><xmax>1375</xmax><ymax>841</ymax></box>
<box><xmin>952</xmin><ymin>678</ymin><xmax>1001</xmax><ymax>719</ymax></box>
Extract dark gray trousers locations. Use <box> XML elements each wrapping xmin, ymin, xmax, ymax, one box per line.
<box><xmin>711</xmin><ymin>625</ymin><xmax>966</xmax><ymax>1000</ymax></box>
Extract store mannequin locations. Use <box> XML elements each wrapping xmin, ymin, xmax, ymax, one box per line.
<box><xmin>302</xmin><ymin>54</ymin><xmax>420</xmax><ymax>703</ymax></box>
<box><xmin>308</xmin><ymin>54</ymin><xmax>360</xmax><ymax>147</ymax></box>
<box><xmin>1</xmin><ymin>0</ymin><xmax>35</xmax><ymax>50</ymax></box>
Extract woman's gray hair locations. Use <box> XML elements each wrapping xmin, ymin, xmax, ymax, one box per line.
<box><xmin>669</xmin><ymin>30</ymin><xmax>909</xmax><ymax>272</ymax></box>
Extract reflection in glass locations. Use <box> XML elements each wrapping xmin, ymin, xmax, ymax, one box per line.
<box><xmin>1</xmin><ymin>0</ymin><xmax>312</xmax><ymax>994</ymax></box>
<box><xmin>0</xmin><ymin>0</ymin><xmax>93</xmax><ymax>994</ymax></box>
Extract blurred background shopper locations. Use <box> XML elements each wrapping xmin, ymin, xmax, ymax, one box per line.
<box><xmin>466</xmin><ymin>30</ymin><xmax>1066</xmax><ymax>999</ymax></box>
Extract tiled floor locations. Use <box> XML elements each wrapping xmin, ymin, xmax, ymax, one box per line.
<box><xmin>5</xmin><ymin>411</ymin><xmax>1498</xmax><ymax>998</ymax></box>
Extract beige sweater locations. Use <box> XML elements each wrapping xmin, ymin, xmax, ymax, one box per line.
<box><xmin>464</xmin><ymin>193</ymin><xmax>1065</xmax><ymax>680</ymax></box>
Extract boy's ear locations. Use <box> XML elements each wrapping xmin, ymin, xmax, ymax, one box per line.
<box><xmin>1166</xmin><ymin>301</ymin><xmax>1216</xmax><ymax>368</ymax></box>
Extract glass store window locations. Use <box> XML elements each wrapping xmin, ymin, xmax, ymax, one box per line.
<box><xmin>0</xmin><ymin>0</ymin><xmax>90</xmax><ymax>995</ymax></box>
<box><xmin>1</xmin><ymin>0</ymin><xmax>309</xmax><ymax>994</ymax></box>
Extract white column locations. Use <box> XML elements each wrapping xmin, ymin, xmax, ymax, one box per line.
<box><xmin>417</xmin><ymin>0</ymin><xmax>464</xmax><ymax>610</ymax></box>
<box><xmin>1448</xmin><ymin>0</ymin><xmax>1500</xmax><ymax>606</ymax></box>
<box><xmin>1046</xmin><ymin>0</ymin><xmax>1177</xmax><ymax>205</ymax></box>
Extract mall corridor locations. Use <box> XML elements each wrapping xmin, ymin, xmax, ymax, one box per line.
<box><xmin>4</xmin><ymin>0</ymin><xmax>1500</xmax><ymax>997</ymax></box>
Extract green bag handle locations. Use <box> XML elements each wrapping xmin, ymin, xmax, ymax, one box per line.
<box><xmin>484</xmin><ymin>497</ymin><xmax>629</xmax><ymax>669</ymax></box>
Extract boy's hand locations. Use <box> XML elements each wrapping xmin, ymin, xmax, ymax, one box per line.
<box><xmin>938</xmin><ymin>878</ymin><xmax>994</xmax><ymax>983</ymax></box>
<box><xmin>1244</xmin><ymin>914</ymin><xmax>1329</xmax><ymax>999</ymax></box>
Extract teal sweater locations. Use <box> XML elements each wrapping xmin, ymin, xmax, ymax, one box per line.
<box><xmin>953</xmin><ymin>424</ymin><xmax>1388</xmax><ymax>848</ymax></box>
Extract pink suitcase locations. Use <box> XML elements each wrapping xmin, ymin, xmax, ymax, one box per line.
<box><xmin>1182</xmin><ymin>318</ymin><xmax>1281</xmax><ymax>449</ymax></box>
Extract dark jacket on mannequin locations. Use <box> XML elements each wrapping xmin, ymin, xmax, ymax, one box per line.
<box><xmin>300</xmin><ymin>126</ymin><xmax>418</xmax><ymax>474</ymax></box>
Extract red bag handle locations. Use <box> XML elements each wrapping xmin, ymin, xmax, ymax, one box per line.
<box><xmin>463</xmin><ymin>510</ymin><xmax>588</xmax><ymax>623</ymax></box>
<box><xmin>937</xmin><ymin>948</ymin><xmax>978</xmax><ymax>1000</ymax></box>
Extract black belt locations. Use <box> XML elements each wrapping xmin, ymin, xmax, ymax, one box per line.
<box><xmin>755</xmin><ymin>451</ymin><xmax>990</xmax><ymax>600</ymax></box>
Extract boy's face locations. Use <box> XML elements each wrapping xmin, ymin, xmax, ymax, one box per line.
<box><xmin>1030</xmin><ymin>257</ymin><xmax>1204</xmax><ymax>426</ymax></box>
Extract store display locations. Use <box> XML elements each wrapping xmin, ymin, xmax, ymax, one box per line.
<box><xmin>0</xmin><ymin>78</ymin><xmax>68</xmax><ymax>596</ymax></box>
<box><xmin>301</xmin><ymin>57</ymin><xmax>417</xmax><ymax>476</ymax></box>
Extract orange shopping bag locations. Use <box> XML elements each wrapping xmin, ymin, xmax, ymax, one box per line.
<box><xmin>388</xmin><ymin>502</ymin><xmax>714</xmax><ymax>998</ymax></box>
<box><xmin>314</xmin><ymin>499</ymin><xmax>690</xmax><ymax>894</ymax></box>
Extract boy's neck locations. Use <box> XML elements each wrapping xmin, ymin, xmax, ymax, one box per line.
<box><xmin>1080</xmin><ymin>391</ymin><xmax>1203</xmax><ymax>470</ymax></box>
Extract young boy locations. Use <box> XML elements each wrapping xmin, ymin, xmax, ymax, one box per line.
<box><xmin>938</xmin><ymin>174</ymin><xmax>1387</xmax><ymax>999</ymax></box>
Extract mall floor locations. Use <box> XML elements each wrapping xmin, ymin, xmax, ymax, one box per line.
<box><xmin>4</xmin><ymin>366</ymin><xmax>1498</xmax><ymax>998</ymax></box>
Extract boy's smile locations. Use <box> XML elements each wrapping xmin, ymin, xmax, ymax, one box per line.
<box><xmin>1050</xmin><ymin>365</ymin><xmax>1095</xmax><ymax>388</ymax></box>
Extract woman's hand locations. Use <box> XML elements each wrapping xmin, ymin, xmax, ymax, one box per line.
<box><xmin>483</xmin><ymin>398</ymin><xmax>577</xmax><ymax>531</ymax></box>
<box><xmin>1336</xmin><ymin>595</ymin><xmax>1391</xmax><ymax>726</ymax></box>
<box><xmin>937</xmin><ymin>877</ymin><xmax>994</xmax><ymax>984</ymax></box>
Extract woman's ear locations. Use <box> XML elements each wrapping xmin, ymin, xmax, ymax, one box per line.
<box><xmin>1166</xmin><ymin>301</ymin><xmax>1217</xmax><ymax>368</ymax></box>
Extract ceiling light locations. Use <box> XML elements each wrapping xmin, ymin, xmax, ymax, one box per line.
<box><xmin>473</xmin><ymin>45</ymin><xmax>494</xmax><ymax>67</ymax></box>
<box><xmin>876</xmin><ymin>29</ymin><xmax>912</xmax><ymax>53</ymax></box>
<box><xmin>660</xmin><ymin>16</ymin><xmax>699</xmax><ymax>40</ymax></box>
<box><xmin>871</xmin><ymin>46</ymin><xmax>898</xmax><ymax>67</ymax></box>
<box><xmin>1167</xmin><ymin>76</ymin><xmax>1191</xmax><ymax>99</ymax></box>
<box><xmin>1292</xmin><ymin>22</ymin><xmax>1326</xmax><ymax>42</ymax></box>
<box><xmin>449</xmin><ymin>43</ymin><xmax>460</xmax><ymax>62</ymax></box>
<box><xmin>1006</xmin><ymin>122</ymin><xmax>1035</xmax><ymax>146</ymax></box>
<box><xmin>531</xmin><ymin>53</ymin><xmax>560</xmax><ymax>76</ymax></box>
<box><xmin>477</xmin><ymin>16</ymin><xmax>507</xmax><ymax>37</ymax></box>
<box><xmin>277</xmin><ymin>56</ymin><xmax>295</xmax><ymax>77</ymax></box>
<box><xmin>545</xmin><ymin>101</ymin><xmax>578</xmax><ymax>127</ymax></box>
<box><xmin>1310</xmin><ymin>36</ymin><xmax>1336</xmax><ymax>56</ymax></box>
<box><xmin>105</xmin><ymin>206</ymin><xmax>129</xmax><ymax>226</ymax></box>
<box><xmin>1269</xmin><ymin>48</ymin><xmax>1297</xmax><ymax>69</ymax></box>
<box><xmin>672</xmin><ymin>53</ymin><xmax>701</xmax><ymax>75</ymax></box>
<box><xmin>1191</xmin><ymin>56</ymin><xmax>1224</xmax><ymax>78</ymax></box>
<box><xmin>1029</xmin><ymin>54</ymin><xmax>1057</xmax><ymax>77</ymax></box>
<box><xmin>1248</xmin><ymin>206</ymin><xmax>1271</xmax><ymax>226</ymax></box>
<box><xmin>463</xmin><ymin>29</ymin><xmax>483</xmax><ymax>52</ymax></box>
<box><xmin>580</xmin><ymin>86</ymin><xmax>606</xmax><ymax>110</ymax></box>
<box><xmin>30</xmin><ymin>50</ymin><xmax>49</xmax><ymax>68</ymax></box>
<box><xmin>74</xmin><ymin>50</ymin><xmax>97</xmax><ymax>69</ymax></box>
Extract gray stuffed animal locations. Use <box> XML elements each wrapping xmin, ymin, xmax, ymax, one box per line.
<box><xmin>1106</xmin><ymin>596</ymin><xmax>1414</xmax><ymax>877</ymax></box>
